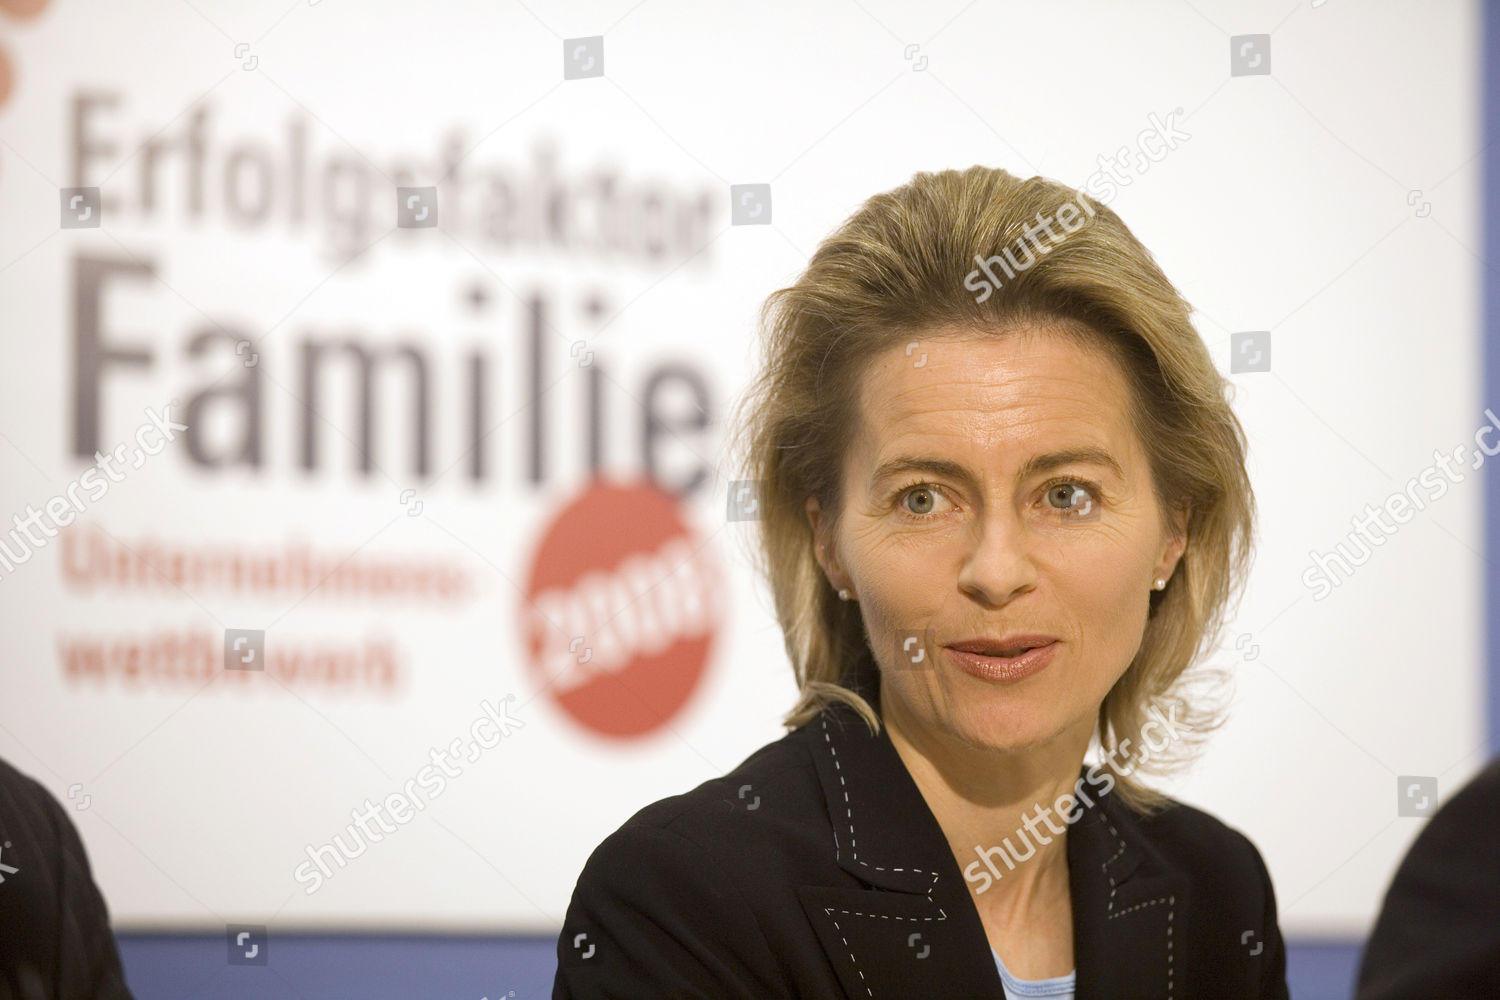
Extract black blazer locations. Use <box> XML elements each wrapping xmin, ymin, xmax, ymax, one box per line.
<box><xmin>0</xmin><ymin>756</ymin><xmax>135</xmax><ymax>1000</ymax></box>
<box><xmin>553</xmin><ymin>699</ymin><xmax>1289</xmax><ymax>999</ymax></box>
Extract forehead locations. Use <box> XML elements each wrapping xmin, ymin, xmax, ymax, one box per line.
<box><xmin>853</xmin><ymin>324</ymin><xmax>1139</xmax><ymax>465</ymax></box>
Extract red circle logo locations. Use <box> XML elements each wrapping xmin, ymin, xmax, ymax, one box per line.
<box><xmin>523</xmin><ymin>478</ymin><xmax>723</xmax><ymax>739</ymax></box>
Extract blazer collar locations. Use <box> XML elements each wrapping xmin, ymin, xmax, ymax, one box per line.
<box><xmin>795</xmin><ymin>697</ymin><xmax>1189</xmax><ymax>999</ymax></box>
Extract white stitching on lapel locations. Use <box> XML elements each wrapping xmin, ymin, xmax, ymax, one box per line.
<box><xmin>820</xmin><ymin>716</ymin><xmax>951</xmax><ymax>998</ymax></box>
<box><xmin>1101</xmin><ymin>813</ymin><xmax>1176</xmax><ymax>999</ymax></box>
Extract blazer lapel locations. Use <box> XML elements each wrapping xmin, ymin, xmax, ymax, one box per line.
<box><xmin>1068</xmin><ymin>776</ymin><xmax>1192</xmax><ymax>998</ymax></box>
<box><xmin>797</xmin><ymin>699</ymin><xmax>1194</xmax><ymax>999</ymax></box>
<box><xmin>797</xmin><ymin>703</ymin><xmax>1004</xmax><ymax>998</ymax></box>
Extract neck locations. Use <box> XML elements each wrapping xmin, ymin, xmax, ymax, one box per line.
<box><xmin>880</xmin><ymin>688</ymin><xmax>1092</xmax><ymax>914</ymax></box>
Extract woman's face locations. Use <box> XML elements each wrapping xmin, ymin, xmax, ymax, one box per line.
<box><xmin>807</xmin><ymin>323</ymin><xmax>1187</xmax><ymax>756</ymax></box>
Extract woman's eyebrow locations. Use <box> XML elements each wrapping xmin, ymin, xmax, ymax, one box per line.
<box><xmin>868</xmin><ymin>448</ymin><xmax>1125</xmax><ymax>489</ymax></box>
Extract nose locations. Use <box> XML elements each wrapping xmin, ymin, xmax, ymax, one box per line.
<box><xmin>955</xmin><ymin>507</ymin><xmax>1039</xmax><ymax>606</ymax></box>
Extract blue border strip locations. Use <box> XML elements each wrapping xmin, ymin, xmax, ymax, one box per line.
<box><xmin>117</xmin><ymin>932</ymin><xmax>559</xmax><ymax>998</ymax></box>
<box><xmin>113</xmin><ymin>934</ymin><xmax>1367</xmax><ymax>1000</ymax></box>
<box><xmin>1488</xmin><ymin>0</ymin><xmax>1500</xmax><ymax>760</ymax></box>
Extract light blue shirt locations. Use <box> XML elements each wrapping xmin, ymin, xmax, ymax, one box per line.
<box><xmin>992</xmin><ymin>949</ymin><xmax>1076</xmax><ymax>1000</ymax></box>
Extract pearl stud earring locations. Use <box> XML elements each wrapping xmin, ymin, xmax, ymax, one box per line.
<box><xmin>1153</xmin><ymin>578</ymin><xmax>1167</xmax><ymax>591</ymax></box>
<box><xmin>838</xmin><ymin>588</ymin><xmax>851</xmax><ymax>601</ymax></box>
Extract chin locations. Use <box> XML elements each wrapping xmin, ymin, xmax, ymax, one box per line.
<box><xmin>946</xmin><ymin>702</ymin><xmax>1060</xmax><ymax>754</ymax></box>
<box><xmin>970</xmin><ymin>684</ymin><xmax>1096</xmax><ymax>743</ymax></box>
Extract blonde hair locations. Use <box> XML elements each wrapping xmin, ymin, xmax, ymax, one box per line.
<box><xmin>725</xmin><ymin>165</ymin><xmax>1255</xmax><ymax>815</ymax></box>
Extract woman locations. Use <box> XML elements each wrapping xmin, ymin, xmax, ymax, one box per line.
<box><xmin>553</xmin><ymin>165</ymin><xmax>1289</xmax><ymax>999</ymax></box>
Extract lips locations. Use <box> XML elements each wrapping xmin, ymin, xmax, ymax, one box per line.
<box><xmin>943</xmin><ymin>640</ymin><xmax>1059</xmax><ymax>683</ymax></box>
<box><xmin>946</xmin><ymin>635</ymin><xmax>1058</xmax><ymax>658</ymax></box>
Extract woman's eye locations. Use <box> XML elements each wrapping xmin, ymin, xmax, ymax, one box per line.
<box><xmin>1046</xmin><ymin>481</ymin><xmax>1098</xmax><ymax>518</ymax></box>
<box><xmin>894</xmin><ymin>480</ymin><xmax>1100</xmax><ymax>520</ymax></box>
<box><xmin>902</xmin><ymin>486</ymin><xmax>942</xmax><ymax>515</ymax></box>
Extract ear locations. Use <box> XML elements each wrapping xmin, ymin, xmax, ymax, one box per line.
<box><xmin>1157</xmin><ymin>500</ymin><xmax>1190</xmax><ymax>581</ymax></box>
<box><xmin>805</xmin><ymin>495</ymin><xmax>850</xmax><ymax>595</ymax></box>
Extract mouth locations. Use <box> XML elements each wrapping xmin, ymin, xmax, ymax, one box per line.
<box><xmin>942</xmin><ymin>639</ymin><xmax>1060</xmax><ymax>682</ymax></box>
<box><xmin>946</xmin><ymin>636</ymin><xmax>1058</xmax><ymax>658</ymax></box>
<box><xmin>959</xmin><ymin>642</ymin><xmax>1053</xmax><ymax>659</ymax></box>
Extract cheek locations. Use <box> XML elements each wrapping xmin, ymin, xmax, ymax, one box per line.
<box><xmin>846</xmin><ymin>518</ymin><xmax>949</xmax><ymax>603</ymax></box>
<box><xmin>1044</xmin><ymin>529</ymin><xmax>1156</xmax><ymax>638</ymax></box>
<box><xmin>1090</xmin><ymin>578</ymin><xmax>1152</xmax><ymax>660</ymax></box>
<box><xmin>846</xmin><ymin>511</ymin><xmax>924</xmax><ymax>556</ymax></box>
<box><xmin>843</xmin><ymin>552</ymin><xmax>948</xmax><ymax>675</ymax></box>
<box><xmin>1055</xmin><ymin>557</ymin><xmax>1154</xmax><ymax>677</ymax></box>
<box><xmin>860</xmin><ymin>579</ymin><xmax>941</xmax><ymax>664</ymax></box>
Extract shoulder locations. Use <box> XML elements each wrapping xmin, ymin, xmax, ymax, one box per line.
<box><xmin>0</xmin><ymin>754</ymin><xmax>53</xmax><ymax>806</ymax></box>
<box><xmin>583</xmin><ymin>720</ymin><xmax>827</xmax><ymax>878</ymax></box>
<box><xmin>1097</xmin><ymin>790</ymin><xmax>1289</xmax><ymax>997</ymax></box>
<box><xmin>1355</xmin><ymin>757</ymin><xmax>1500</xmax><ymax>999</ymax></box>
<box><xmin>1102</xmin><ymin>787</ymin><xmax>1283</xmax><ymax>943</ymax></box>
<box><xmin>1110</xmin><ymin>790</ymin><xmax>1279</xmax><ymax>915</ymax></box>
<box><xmin>1128</xmin><ymin>794</ymin><xmax>1274</xmax><ymax>880</ymax></box>
<box><xmin>0</xmin><ymin>755</ymin><xmax>104</xmax><ymax>908</ymax></box>
<box><xmin>1417</xmin><ymin>756</ymin><xmax>1500</xmax><ymax>836</ymax></box>
<box><xmin>554</xmin><ymin>725</ymin><xmax>826</xmax><ymax>997</ymax></box>
<box><xmin>0</xmin><ymin>756</ymin><xmax>133</xmax><ymax>1000</ymax></box>
<box><xmin>1381</xmin><ymin>757</ymin><xmax>1500</xmax><ymax>878</ymax></box>
<box><xmin>0</xmin><ymin>756</ymin><xmax>73</xmax><ymax>851</ymax></box>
